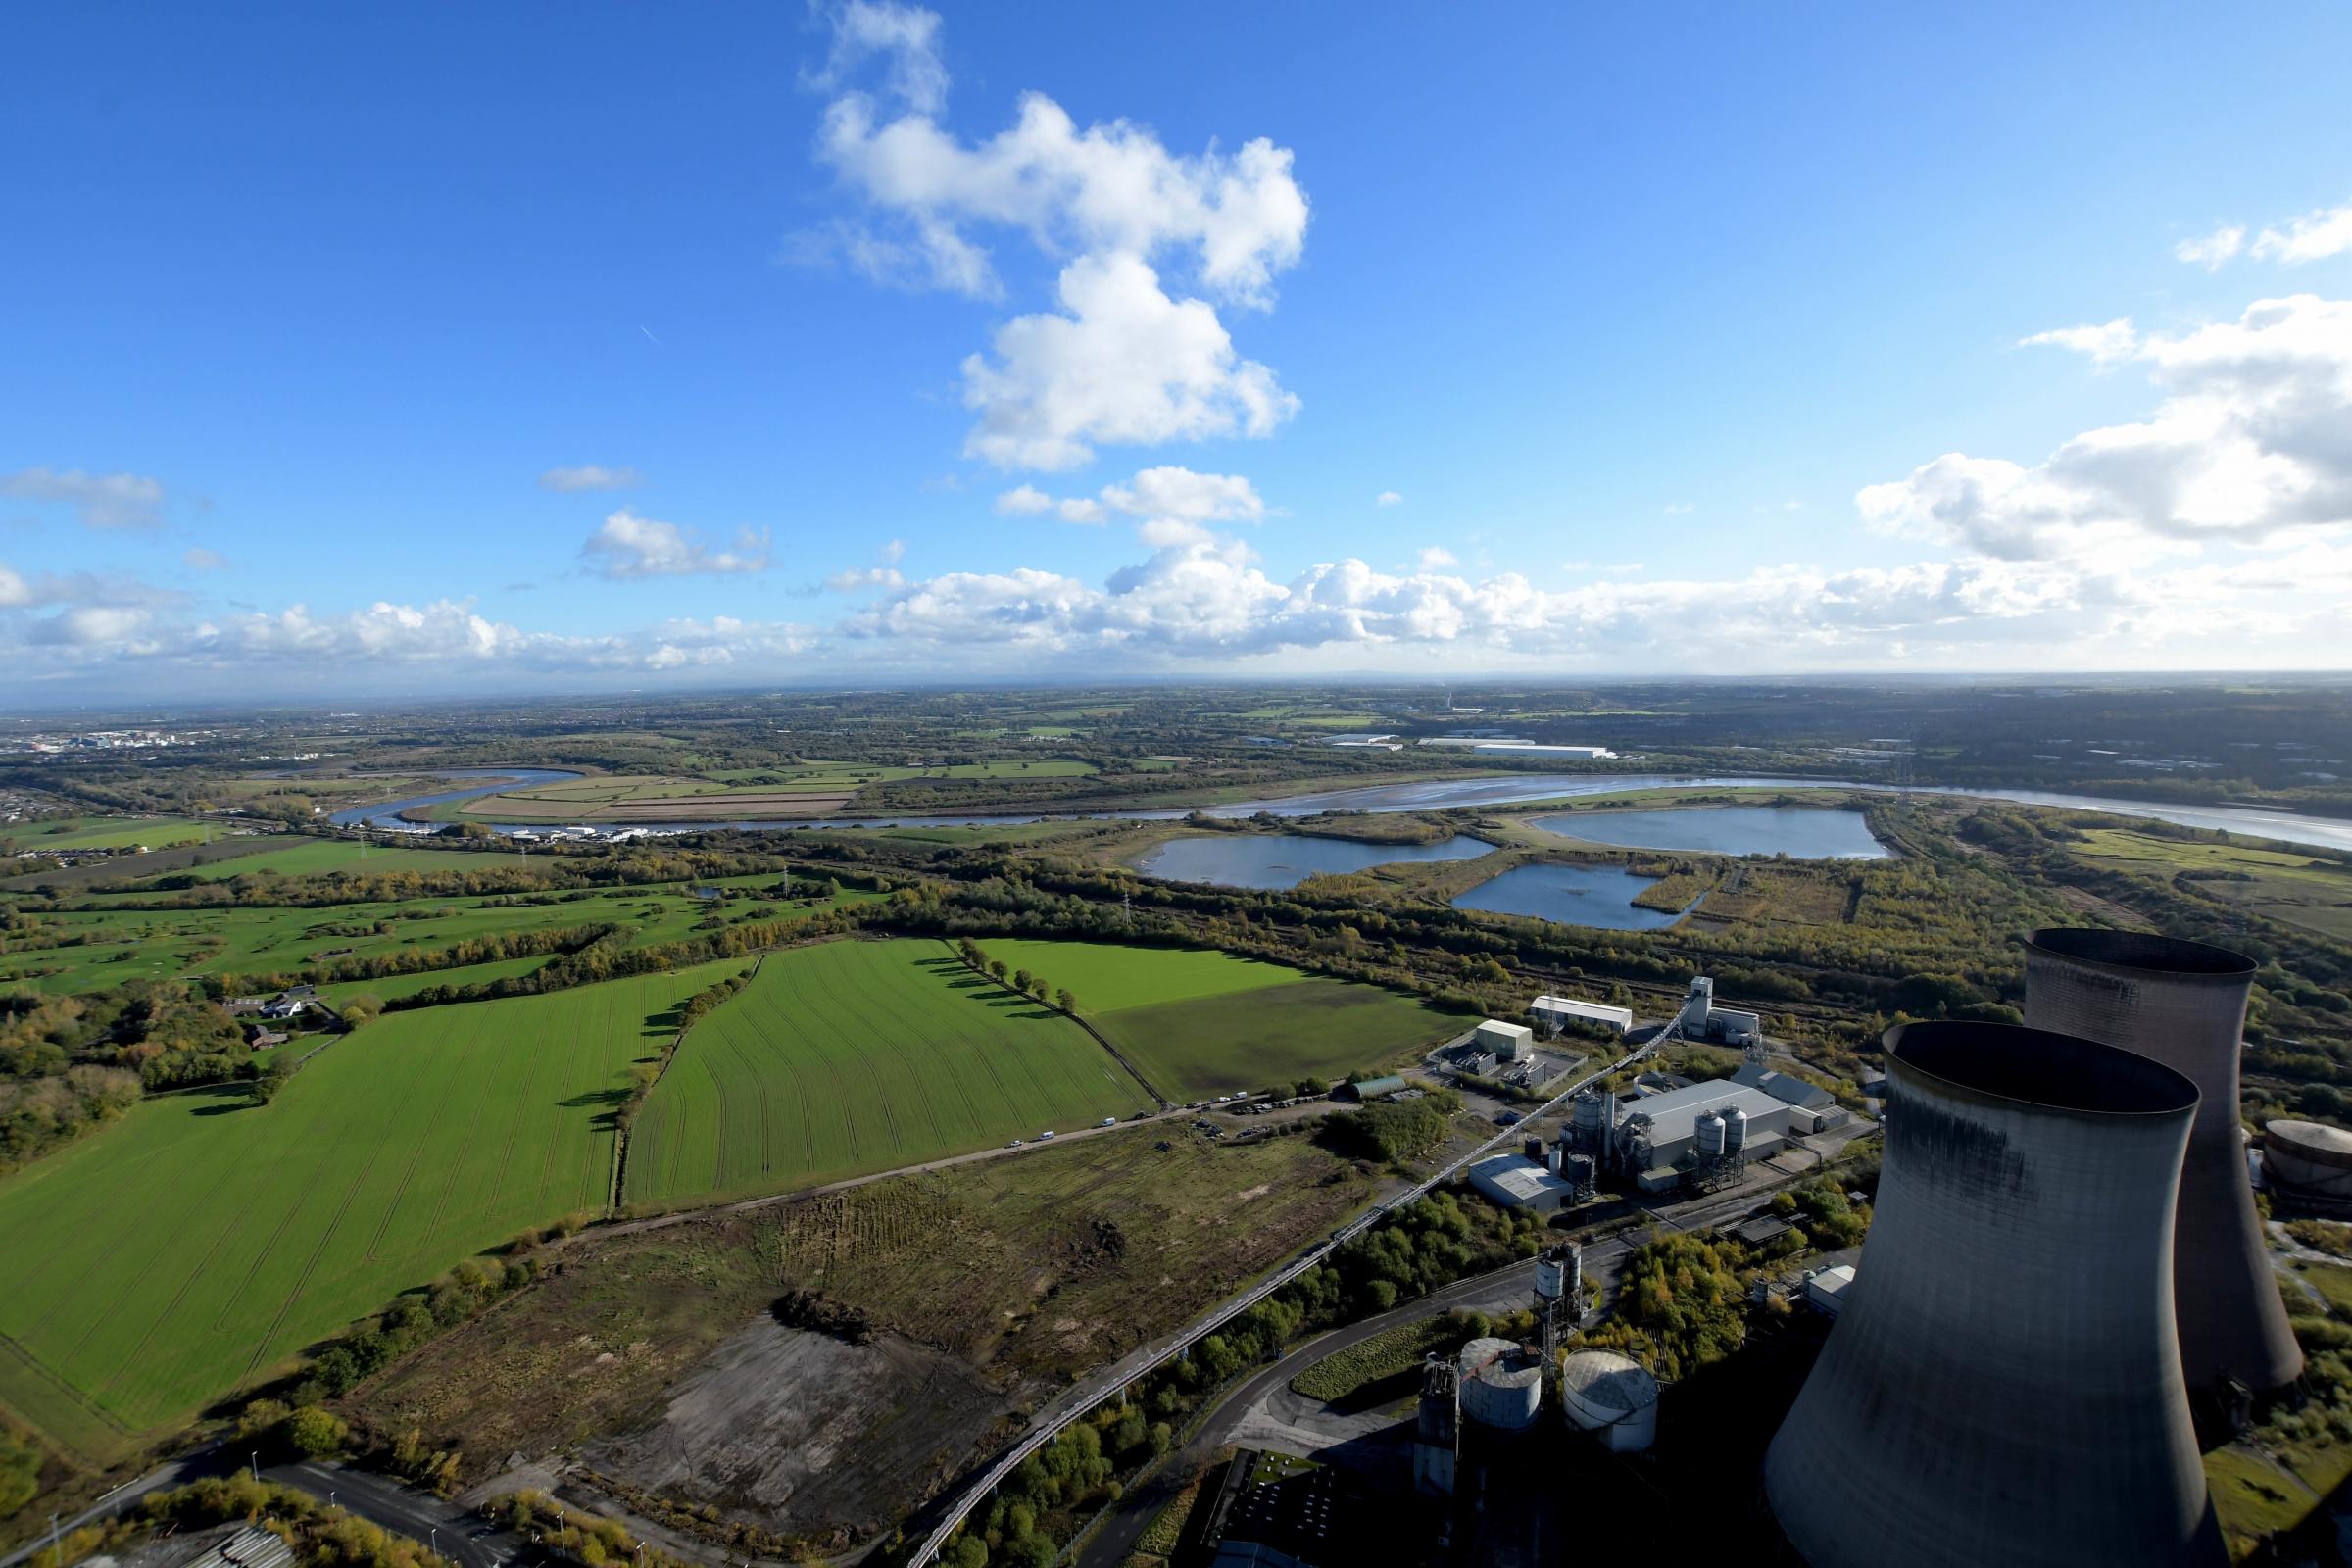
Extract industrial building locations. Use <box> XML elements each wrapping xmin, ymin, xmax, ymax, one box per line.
<box><xmin>2026</xmin><ymin>928</ymin><xmax>2303</xmax><ymax>1403</ymax></box>
<box><xmin>1341</xmin><ymin>1074</ymin><xmax>1407</xmax><ymax>1102</ymax></box>
<box><xmin>1531</xmin><ymin>994</ymin><xmax>1632</xmax><ymax>1035</ymax></box>
<box><xmin>1610</xmin><ymin>1079</ymin><xmax>1792</xmax><ymax>1190</ymax></box>
<box><xmin>1802</xmin><ymin>1263</ymin><xmax>1855</xmax><ymax>1317</ymax></box>
<box><xmin>1466</xmin><ymin>1135</ymin><xmax>1591</xmax><ymax>1212</ymax></box>
<box><xmin>1670</xmin><ymin>975</ymin><xmax>1762</xmax><ymax>1048</ymax></box>
<box><xmin>1558</xmin><ymin>1349</ymin><xmax>1658</xmax><ymax>1452</ymax></box>
<box><xmin>1474</xmin><ymin>1018</ymin><xmax>1533</xmax><ymax>1060</ymax></box>
<box><xmin>2265</xmin><ymin>1120</ymin><xmax>2352</xmax><ymax>1200</ymax></box>
<box><xmin>1765</xmin><ymin>1020</ymin><xmax>2225</xmax><ymax>1568</ymax></box>
<box><xmin>1728</xmin><ymin>1059</ymin><xmax>1833</xmax><ymax>1111</ymax></box>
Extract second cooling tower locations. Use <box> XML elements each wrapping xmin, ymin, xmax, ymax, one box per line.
<box><xmin>1764</xmin><ymin>1021</ymin><xmax>2223</xmax><ymax>1568</ymax></box>
<box><xmin>2026</xmin><ymin>927</ymin><xmax>2303</xmax><ymax>1401</ymax></box>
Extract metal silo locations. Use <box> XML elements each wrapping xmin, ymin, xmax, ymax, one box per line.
<box><xmin>1764</xmin><ymin>1021</ymin><xmax>2223</xmax><ymax>1568</ymax></box>
<box><xmin>2025</xmin><ymin>927</ymin><xmax>2302</xmax><ymax>1403</ymax></box>
<box><xmin>1723</xmin><ymin>1104</ymin><xmax>1748</xmax><ymax>1153</ymax></box>
<box><xmin>1695</xmin><ymin>1111</ymin><xmax>1728</xmax><ymax>1158</ymax></box>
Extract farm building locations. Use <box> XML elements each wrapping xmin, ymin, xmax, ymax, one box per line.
<box><xmin>1344</xmin><ymin>1074</ymin><xmax>1409</xmax><ymax>1102</ymax></box>
<box><xmin>1475</xmin><ymin>1019</ymin><xmax>1534</xmax><ymax>1061</ymax></box>
<box><xmin>1531</xmin><ymin>994</ymin><xmax>1632</xmax><ymax>1035</ymax></box>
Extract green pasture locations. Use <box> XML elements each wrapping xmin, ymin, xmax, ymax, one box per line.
<box><xmin>0</xmin><ymin>882</ymin><xmax>872</xmax><ymax>998</ymax></box>
<box><xmin>2068</xmin><ymin>827</ymin><xmax>2352</xmax><ymax>940</ymax></box>
<box><xmin>623</xmin><ymin>938</ymin><xmax>1150</xmax><ymax>1209</ymax></box>
<box><xmin>133</xmin><ymin>839</ymin><xmax>533</xmax><ymax>882</ymax></box>
<box><xmin>0</xmin><ymin>962</ymin><xmax>742</xmax><ymax>1457</ymax></box>
<box><xmin>0</xmin><ymin>817</ymin><xmax>217</xmax><ymax>853</ymax></box>
<box><xmin>975</xmin><ymin>939</ymin><xmax>1453</xmax><ymax>1099</ymax></box>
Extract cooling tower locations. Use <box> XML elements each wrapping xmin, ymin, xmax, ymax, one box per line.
<box><xmin>1764</xmin><ymin>1021</ymin><xmax>2223</xmax><ymax>1568</ymax></box>
<box><xmin>2025</xmin><ymin>927</ymin><xmax>2302</xmax><ymax>1400</ymax></box>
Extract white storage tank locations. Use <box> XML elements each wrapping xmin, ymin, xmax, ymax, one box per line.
<box><xmin>1695</xmin><ymin>1111</ymin><xmax>1728</xmax><ymax>1157</ymax></box>
<box><xmin>1560</xmin><ymin>1349</ymin><xmax>1659</xmax><ymax>1452</ymax></box>
<box><xmin>1458</xmin><ymin>1337</ymin><xmax>1543</xmax><ymax>1433</ymax></box>
<box><xmin>1725</xmin><ymin>1105</ymin><xmax>1749</xmax><ymax>1152</ymax></box>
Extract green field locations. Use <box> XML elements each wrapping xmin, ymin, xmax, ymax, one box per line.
<box><xmin>135</xmin><ymin>839</ymin><xmax>533</xmax><ymax>881</ymax></box>
<box><xmin>0</xmin><ymin>962</ymin><xmax>745</xmax><ymax>1457</ymax></box>
<box><xmin>2068</xmin><ymin>828</ymin><xmax>2352</xmax><ymax>940</ymax></box>
<box><xmin>623</xmin><ymin>939</ymin><xmax>1152</xmax><ymax>1208</ymax></box>
<box><xmin>0</xmin><ymin>817</ymin><xmax>218</xmax><ymax>853</ymax></box>
<box><xmin>0</xmin><ymin>881</ymin><xmax>872</xmax><ymax>997</ymax></box>
<box><xmin>976</xmin><ymin>939</ymin><xmax>1452</xmax><ymax>1099</ymax></box>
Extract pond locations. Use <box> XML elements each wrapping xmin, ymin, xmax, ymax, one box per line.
<box><xmin>1131</xmin><ymin>832</ymin><xmax>1494</xmax><ymax>890</ymax></box>
<box><xmin>1531</xmin><ymin>806</ymin><xmax>1888</xmax><ymax>859</ymax></box>
<box><xmin>1450</xmin><ymin>863</ymin><xmax>1691</xmax><ymax>930</ymax></box>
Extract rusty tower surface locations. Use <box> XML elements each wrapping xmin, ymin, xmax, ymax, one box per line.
<box><xmin>2026</xmin><ymin>927</ymin><xmax>2303</xmax><ymax>1400</ymax></box>
<box><xmin>1765</xmin><ymin>1021</ymin><xmax>2223</xmax><ymax>1568</ymax></box>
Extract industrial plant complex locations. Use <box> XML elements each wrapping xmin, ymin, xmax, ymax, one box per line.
<box><xmin>1178</xmin><ymin>934</ymin><xmax>2316</xmax><ymax>1568</ymax></box>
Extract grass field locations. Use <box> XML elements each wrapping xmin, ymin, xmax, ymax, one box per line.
<box><xmin>2067</xmin><ymin>827</ymin><xmax>2352</xmax><ymax>940</ymax></box>
<box><xmin>975</xmin><ymin>939</ymin><xmax>1453</xmax><ymax>1099</ymax></box>
<box><xmin>453</xmin><ymin>760</ymin><xmax>1102</xmax><ymax>822</ymax></box>
<box><xmin>0</xmin><ymin>817</ymin><xmax>218</xmax><ymax>853</ymax></box>
<box><xmin>0</xmin><ymin>962</ymin><xmax>745</xmax><ymax>1458</ymax></box>
<box><xmin>138</xmin><ymin>840</ymin><xmax>533</xmax><ymax>881</ymax></box>
<box><xmin>623</xmin><ymin>939</ymin><xmax>1152</xmax><ymax>1209</ymax></box>
<box><xmin>0</xmin><ymin>882</ymin><xmax>872</xmax><ymax>997</ymax></box>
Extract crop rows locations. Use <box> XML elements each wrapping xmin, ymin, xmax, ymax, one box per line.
<box><xmin>623</xmin><ymin>939</ymin><xmax>1151</xmax><ymax>1209</ymax></box>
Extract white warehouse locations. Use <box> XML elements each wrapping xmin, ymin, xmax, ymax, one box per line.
<box><xmin>1532</xmin><ymin>994</ymin><xmax>1633</xmax><ymax>1035</ymax></box>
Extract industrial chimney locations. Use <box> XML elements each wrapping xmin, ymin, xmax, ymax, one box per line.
<box><xmin>2025</xmin><ymin>927</ymin><xmax>2302</xmax><ymax>1403</ymax></box>
<box><xmin>1764</xmin><ymin>1021</ymin><xmax>2223</xmax><ymax>1568</ymax></box>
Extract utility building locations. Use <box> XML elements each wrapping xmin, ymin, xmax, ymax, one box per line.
<box><xmin>1474</xmin><ymin>1019</ymin><xmax>1534</xmax><ymax>1061</ymax></box>
<box><xmin>2026</xmin><ymin>929</ymin><xmax>2303</xmax><ymax>1406</ymax></box>
<box><xmin>1671</xmin><ymin>975</ymin><xmax>1763</xmax><ymax>1048</ymax></box>
<box><xmin>1605</xmin><ymin>1079</ymin><xmax>1793</xmax><ymax>1189</ymax></box>
<box><xmin>1765</xmin><ymin>1021</ymin><xmax>2224</xmax><ymax>1568</ymax></box>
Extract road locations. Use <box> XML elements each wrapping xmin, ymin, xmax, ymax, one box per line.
<box><xmin>0</xmin><ymin>1453</ymin><xmax>516</xmax><ymax>1568</ymax></box>
<box><xmin>903</xmin><ymin>1033</ymin><xmax>1662</xmax><ymax>1566</ymax></box>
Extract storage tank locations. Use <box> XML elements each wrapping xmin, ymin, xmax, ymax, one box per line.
<box><xmin>1547</xmin><ymin>1136</ymin><xmax>1568</xmax><ymax>1174</ymax></box>
<box><xmin>1523</xmin><ymin>1137</ymin><xmax>1545</xmax><ymax>1163</ymax></box>
<box><xmin>1558</xmin><ymin>1349</ymin><xmax>1658</xmax><ymax>1453</ymax></box>
<box><xmin>1563</xmin><ymin>1153</ymin><xmax>1595</xmax><ymax>1196</ymax></box>
<box><xmin>2265</xmin><ymin>1120</ymin><xmax>2352</xmax><ymax>1199</ymax></box>
<box><xmin>1457</xmin><ymin>1337</ymin><xmax>1542</xmax><ymax>1432</ymax></box>
<box><xmin>1723</xmin><ymin>1105</ymin><xmax>1748</xmax><ymax>1152</ymax></box>
<box><xmin>1694</xmin><ymin>1111</ymin><xmax>1727</xmax><ymax>1158</ymax></box>
<box><xmin>1535</xmin><ymin>1250</ymin><xmax>1568</xmax><ymax>1301</ymax></box>
<box><xmin>1764</xmin><ymin>1021</ymin><xmax>2223</xmax><ymax>1568</ymax></box>
<box><xmin>2026</xmin><ymin>928</ymin><xmax>2301</xmax><ymax>1402</ymax></box>
<box><xmin>1571</xmin><ymin>1091</ymin><xmax>1607</xmax><ymax>1152</ymax></box>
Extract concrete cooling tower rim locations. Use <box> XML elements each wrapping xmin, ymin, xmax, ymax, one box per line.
<box><xmin>2026</xmin><ymin>927</ymin><xmax>2256</xmax><ymax>982</ymax></box>
<box><xmin>1886</xmin><ymin>1020</ymin><xmax>2199</xmax><ymax>1119</ymax></box>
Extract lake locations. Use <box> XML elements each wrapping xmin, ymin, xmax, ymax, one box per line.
<box><xmin>1450</xmin><ymin>863</ymin><xmax>1690</xmax><ymax>930</ymax></box>
<box><xmin>1531</xmin><ymin>806</ymin><xmax>1889</xmax><ymax>859</ymax></box>
<box><xmin>1131</xmin><ymin>832</ymin><xmax>1494</xmax><ymax>890</ymax></box>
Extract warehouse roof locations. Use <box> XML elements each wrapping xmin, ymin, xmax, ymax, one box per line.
<box><xmin>1732</xmin><ymin>1062</ymin><xmax>1834</xmax><ymax>1109</ymax></box>
<box><xmin>1346</xmin><ymin>1074</ymin><xmax>1408</xmax><ymax>1101</ymax></box>
<box><xmin>1467</xmin><ymin>1153</ymin><xmax>1574</xmax><ymax>1206</ymax></box>
<box><xmin>1616</xmin><ymin>1080</ymin><xmax>1789</xmax><ymax>1149</ymax></box>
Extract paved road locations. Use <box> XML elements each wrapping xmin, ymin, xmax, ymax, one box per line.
<box><xmin>261</xmin><ymin>1462</ymin><xmax>527</xmax><ymax>1568</ymax></box>
<box><xmin>0</xmin><ymin>1454</ymin><xmax>516</xmax><ymax>1568</ymax></box>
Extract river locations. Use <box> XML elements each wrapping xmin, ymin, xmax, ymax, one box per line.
<box><xmin>331</xmin><ymin>768</ymin><xmax>2352</xmax><ymax>854</ymax></box>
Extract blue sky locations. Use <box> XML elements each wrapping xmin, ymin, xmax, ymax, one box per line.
<box><xmin>5</xmin><ymin>1</ymin><xmax>2352</xmax><ymax>698</ymax></box>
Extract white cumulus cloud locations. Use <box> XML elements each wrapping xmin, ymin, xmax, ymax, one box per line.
<box><xmin>1861</xmin><ymin>293</ymin><xmax>2352</xmax><ymax>561</ymax></box>
<box><xmin>581</xmin><ymin>509</ymin><xmax>771</xmax><ymax>578</ymax></box>
<box><xmin>810</xmin><ymin>7</ymin><xmax>1307</xmax><ymax>469</ymax></box>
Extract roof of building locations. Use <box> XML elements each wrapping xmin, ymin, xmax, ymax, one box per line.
<box><xmin>1476</xmin><ymin>1019</ymin><xmax>1533</xmax><ymax>1038</ymax></box>
<box><xmin>1809</xmin><ymin>1264</ymin><xmax>1857</xmax><ymax>1298</ymax></box>
<box><xmin>1732</xmin><ymin>1061</ymin><xmax>1834</xmax><ymax>1109</ymax></box>
<box><xmin>1348</xmin><ymin>1074</ymin><xmax>1408</xmax><ymax>1099</ymax></box>
<box><xmin>1466</xmin><ymin>1152</ymin><xmax>1574</xmax><ymax>1204</ymax></box>
<box><xmin>1559</xmin><ymin>1349</ymin><xmax>1659</xmax><ymax>1412</ymax></box>
<box><xmin>1615</xmin><ymin>1079</ymin><xmax>1790</xmax><ymax>1150</ymax></box>
<box><xmin>1532</xmin><ymin>993</ymin><xmax>1633</xmax><ymax>1017</ymax></box>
